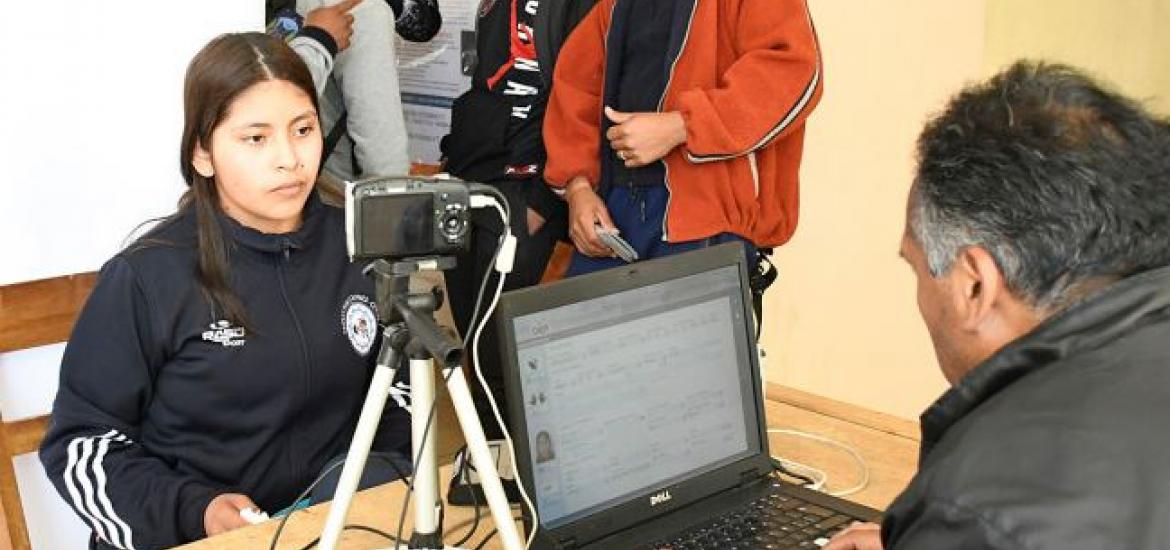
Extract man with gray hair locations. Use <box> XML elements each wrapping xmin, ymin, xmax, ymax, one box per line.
<box><xmin>827</xmin><ymin>61</ymin><xmax>1170</xmax><ymax>549</ymax></box>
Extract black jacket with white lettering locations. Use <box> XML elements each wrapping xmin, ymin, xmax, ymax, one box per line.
<box><xmin>439</xmin><ymin>0</ymin><xmax>597</xmax><ymax>219</ymax></box>
<box><xmin>39</xmin><ymin>195</ymin><xmax>410</xmax><ymax>549</ymax></box>
<box><xmin>882</xmin><ymin>265</ymin><xmax>1170</xmax><ymax>549</ymax></box>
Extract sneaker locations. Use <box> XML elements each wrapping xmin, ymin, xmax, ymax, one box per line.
<box><xmin>447</xmin><ymin>441</ymin><xmax>523</xmax><ymax>506</ymax></box>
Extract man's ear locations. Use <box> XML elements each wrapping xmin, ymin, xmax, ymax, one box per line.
<box><xmin>949</xmin><ymin>245</ymin><xmax>1006</xmax><ymax>332</ymax></box>
<box><xmin>192</xmin><ymin>141</ymin><xmax>215</xmax><ymax>178</ymax></box>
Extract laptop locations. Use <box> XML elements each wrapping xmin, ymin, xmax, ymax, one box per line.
<box><xmin>496</xmin><ymin>243</ymin><xmax>880</xmax><ymax>549</ymax></box>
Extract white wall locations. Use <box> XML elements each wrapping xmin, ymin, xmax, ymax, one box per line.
<box><xmin>0</xmin><ymin>3</ymin><xmax>262</xmax><ymax>285</ymax></box>
<box><xmin>0</xmin><ymin>3</ymin><xmax>262</xmax><ymax>547</ymax></box>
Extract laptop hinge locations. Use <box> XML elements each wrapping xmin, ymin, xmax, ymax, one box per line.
<box><xmin>739</xmin><ymin>468</ymin><xmax>761</xmax><ymax>488</ymax></box>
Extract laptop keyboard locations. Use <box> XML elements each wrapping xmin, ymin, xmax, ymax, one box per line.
<box><xmin>648</xmin><ymin>491</ymin><xmax>856</xmax><ymax>550</ymax></box>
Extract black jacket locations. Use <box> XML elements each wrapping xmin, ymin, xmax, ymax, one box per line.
<box><xmin>883</xmin><ymin>266</ymin><xmax>1170</xmax><ymax>549</ymax></box>
<box><xmin>440</xmin><ymin>0</ymin><xmax>596</xmax><ymax>221</ymax></box>
<box><xmin>40</xmin><ymin>195</ymin><xmax>410</xmax><ymax>549</ymax></box>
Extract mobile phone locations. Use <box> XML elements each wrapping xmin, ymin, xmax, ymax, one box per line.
<box><xmin>594</xmin><ymin>224</ymin><xmax>639</xmax><ymax>263</ymax></box>
<box><xmin>267</xmin><ymin>8</ymin><xmax>304</xmax><ymax>41</ymax></box>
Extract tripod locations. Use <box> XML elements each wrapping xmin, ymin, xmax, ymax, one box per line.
<box><xmin>318</xmin><ymin>257</ymin><xmax>523</xmax><ymax>550</ymax></box>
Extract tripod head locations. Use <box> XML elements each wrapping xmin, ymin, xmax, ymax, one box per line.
<box><xmin>363</xmin><ymin>256</ymin><xmax>463</xmax><ymax>367</ymax></box>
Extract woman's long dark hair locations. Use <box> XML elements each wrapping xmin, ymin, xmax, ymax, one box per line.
<box><xmin>177</xmin><ymin>32</ymin><xmax>320</xmax><ymax>328</ymax></box>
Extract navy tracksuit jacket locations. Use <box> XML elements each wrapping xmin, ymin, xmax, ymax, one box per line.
<box><xmin>39</xmin><ymin>195</ymin><xmax>411</xmax><ymax>549</ymax></box>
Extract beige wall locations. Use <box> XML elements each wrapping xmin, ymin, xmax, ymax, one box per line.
<box><xmin>985</xmin><ymin>0</ymin><xmax>1170</xmax><ymax>116</ymax></box>
<box><xmin>763</xmin><ymin>1</ymin><xmax>986</xmax><ymax>420</ymax></box>
<box><xmin>766</xmin><ymin>0</ymin><xmax>1170</xmax><ymax>420</ymax></box>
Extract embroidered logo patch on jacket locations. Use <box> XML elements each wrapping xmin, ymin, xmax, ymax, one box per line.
<box><xmin>202</xmin><ymin>320</ymin><xmax>246</xmax><ymax>347</ymax></box>
<box><xmin>342</xmin><ymin>295</ymin><xmax>378</xmax><ymax>356</ymax></box>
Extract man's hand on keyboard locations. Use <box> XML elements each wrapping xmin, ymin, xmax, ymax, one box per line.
<box><xmin>822</xmin><ymin>521</ymin><xmax>883</xmax><ymax>550</ymax></box>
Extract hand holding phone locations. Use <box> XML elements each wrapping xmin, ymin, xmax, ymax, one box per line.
<box><xmin>594</xmin><ymin>224</ymin><xmax>639</xmax><ymax>263</ymax></box>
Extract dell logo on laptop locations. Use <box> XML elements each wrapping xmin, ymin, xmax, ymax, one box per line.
<box><xmin>650</xmin><ymin>490</ymin><xmax>673</xmax><ymax>507</ymax></box>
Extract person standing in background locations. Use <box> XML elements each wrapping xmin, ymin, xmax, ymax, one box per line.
<box><xmin>439</xmin><ymin>0</ymin><xmax>599</xmax><ymax>505</ymax></box>
<box><xmin>288</xmin><ymin>0</ymin><xmax>427</xmax><ymax>181</ymax></box>
<box><xmin>542</xmin><ymin>0</ymin><xmax>822</xmax><ymax>327</ymax></box>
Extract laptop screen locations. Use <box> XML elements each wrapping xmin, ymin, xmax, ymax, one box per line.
<box><xmin>507</xmin><ymin>261</ymin><xmax>760</xmax><ymax>529</ymax></box>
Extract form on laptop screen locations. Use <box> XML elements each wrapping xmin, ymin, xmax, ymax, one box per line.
<box><xmin>509</xmin><ymin>264</ymin><xmax>759</xmax><ymax>529</ymax></box>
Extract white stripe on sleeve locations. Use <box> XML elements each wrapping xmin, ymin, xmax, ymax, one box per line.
<box><xmin>64</xmin><ymin>430</ymin><xmax>138</xmax><ymax>549</ymax></box>
<box><xmin>64</xmin><ymin>433</ymin><xmax>114</xmax><ymax>543</ymax></box>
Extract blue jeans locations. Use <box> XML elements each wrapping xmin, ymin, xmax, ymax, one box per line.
<box><xmin>566</xmin><ymin>185</ymin><xmax>758</xmax><ymax>277</ymax></box>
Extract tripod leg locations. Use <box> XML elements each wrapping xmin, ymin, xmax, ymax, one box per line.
<box><xmin>443</xmin><ymin>365</ymin><xmax>526</xmax><ymax>550</ymax></box>
<box><xmin>319</xmin><ymin>340</ymin><xmax>403</xmax><ymax>550</ymax></box>
<box><xmin>409</xmin><ymin>357</ymin><xmax>443</xmax><ymax>547</ymax></box>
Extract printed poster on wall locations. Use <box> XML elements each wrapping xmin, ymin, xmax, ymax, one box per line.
<box><xmin>397</xmin><ymin>0</ymin><xmax>478</xmax><ymax>165</ymax></box>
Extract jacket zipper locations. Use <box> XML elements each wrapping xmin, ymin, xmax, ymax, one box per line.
<box><xmin>276</xmin><ymin>239</ymin><xmax>313</xmax><ymax>485</ymax></box>
<box><xmin>654</xmin><ymin>0</ymin><xmax>698</xmax><ymax>241</ymax></box>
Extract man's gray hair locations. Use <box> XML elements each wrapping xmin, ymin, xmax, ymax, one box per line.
<box><xmin>909</xmin><ymin>61</ymin><xmax>1170</xmax><ymax>312</ymax></box>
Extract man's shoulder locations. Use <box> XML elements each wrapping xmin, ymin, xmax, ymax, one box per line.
<box><xmin>894</xmin><ymin>346</ymin><xmax>1170</xmax><ymax>548</ymax></box>
<box><xmin>922</xmin><ymin>354</ymin><xmax>1170</xmax><ymax>489</ymax></box>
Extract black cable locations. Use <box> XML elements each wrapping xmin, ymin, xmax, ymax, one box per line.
<box><xmin>770</xmin><ymin>456</ymin><xmax>817</xmax><ymax>487</ymax></box>
<box><xmin>461</xmin><ymin>186</ymin><xmax>512</xmax><ymax>348</ymax></box>
<box><xmin>343</xmin><ymin>524</ymin><xmax>400</xmax><ymax>541</ymax></box>
<box><xmin>363</xmin><ymin>187</ymin><xmax>512</xmax><ymax>548</ymax></box>
<box><xmin>392</xmin><ymin>371</ymin><xmax>450</xmax><ymax>547</ymax></box>
<box><xmin>293</xmin><ymin>523</ymin><xmax>401</xmax><ymax>550</ymax></box>
<box><xmin>465</xmin><ymin>240</ymin><xmax>506</xmax><ymax>348</ymax></box>
<box><xmin>268</xmin><ymin>460</ymin><xmax>345</xmax><ymax>550</ymax></box>
<box><xmin>446</xmin><ymin>198</ymin><xmax>513</xmax><ymax>546</ymax></box>
<box><xmin>469</xmin><ymin>517</ymin><xmax>526</xmax><ymax>550</ymax></box>
<box><xmin>473</xmin><ymin>528</ymin><xmax>498</xmax><ymax>550</ymax></box>
<box><xmin>272</xmin><ymin>186</ymin><xmax>512</xmax><ymax>550</ymax></box>
<box><xmin>267</xmin><ymin>436</ymin><xmax>414</xmax><ymax>550</ymax></box>
<box><xmin>449</xmin><ymin>449</ymin><xmax>485</xmax><ymax>547</ymax></box>
<box><xmin>388</xmin><ymin>230</ymin><xmax>508</xmax><ymax>546</ymax></box>
<box><xmin>265</xmin><ymin>390</ymin><xmax>437</xmax><ymax>550</ymax></box>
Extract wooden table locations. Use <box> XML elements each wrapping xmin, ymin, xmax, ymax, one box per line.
<box><xmin>178</xmin><ymin>383</ymin><xmax>919</xmax><ymax>549</ymax></box>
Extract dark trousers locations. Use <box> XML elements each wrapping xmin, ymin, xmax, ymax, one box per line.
<box><xmin>445</xmin><ymin>178</ymin><xmax>568</xmax><ymax>439</ymax></box>
<box><xmin>565</xmin><ymin>185</ymin><xmax>758</xmax><ymax>277</ymax></box>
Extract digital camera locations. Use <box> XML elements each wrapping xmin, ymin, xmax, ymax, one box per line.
<box><xmin>346</xmin><ymin>176</ymin><xmax>472</xmax><ymax>260</ymax></box>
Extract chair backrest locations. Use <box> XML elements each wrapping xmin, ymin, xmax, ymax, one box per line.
<box><xmin>0</xmin><ymin>273</ymin><xmax>96</xmax><ymax>550</ymax></box>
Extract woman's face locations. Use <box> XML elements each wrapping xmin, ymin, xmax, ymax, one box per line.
<box><xmin>193</xmin><ymin>79</ymin><xmax>321</xmax><ymax>234</ymax></box>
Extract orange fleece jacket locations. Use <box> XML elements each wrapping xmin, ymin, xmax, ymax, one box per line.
<box><xmin>543</xmin><ymin>0</ymin><xmax>822</xmax><ymax>247</ymax></box>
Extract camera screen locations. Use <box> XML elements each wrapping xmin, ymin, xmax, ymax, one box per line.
<box><xmin>360</xmin><ymin>193</ymin><xmax>435</xmax><ymax>257</ymax></box>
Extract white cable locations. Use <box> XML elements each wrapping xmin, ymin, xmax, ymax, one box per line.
<box><xmin>768</xmin><ymin>429</ymin><xmax>870</xmax><ymax>497</ymax></box>
<box><xmin>487</xmin><ymin>202</ymin><xmax>517</xmax><ymax>274</ymax></box>
<box><xmin>469</xmin><ymin>193</ymin><xmax>497</xmax><ymax>210</ymax></box>
<box><xmin>774</xmin><ymin>456</ymin><xmax>827</xmax><ymax>492</ymax></box>
<box><xmin>470</xmin><ymin>205</ymin><xmax>538</xmax><ymax>549</ymax></box>
<box><xmin>473</xmin><ymin>247</ymin><xmax>536</xmax><ymax>549</ymax></box>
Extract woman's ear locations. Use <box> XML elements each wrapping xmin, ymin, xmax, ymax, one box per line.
<box><xmin>192</xmin><ymin>141</ymin><xmax>215</xmax><ymax>178</ymax></box>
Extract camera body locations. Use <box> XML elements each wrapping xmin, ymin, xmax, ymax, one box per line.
<box><xmin>346</xmin><ymin>176</ymin><xmax>472</xmax><ymax>260</ymax></box>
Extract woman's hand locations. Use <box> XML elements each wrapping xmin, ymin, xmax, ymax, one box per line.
<box><xmin>204</xmin><ymin>493</ymin><xmax>261</xmax><ymax>536</ymax></box>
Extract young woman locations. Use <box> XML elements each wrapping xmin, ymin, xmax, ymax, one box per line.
<box><xmin>39</xmin><ymin>32</ymin><xmax>410</xmax><ymax>549</ymax></box>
